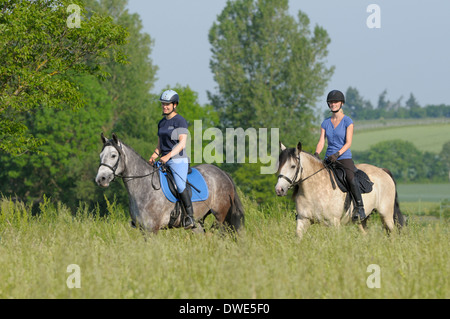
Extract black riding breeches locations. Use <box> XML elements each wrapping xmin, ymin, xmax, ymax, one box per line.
<box><xmin>337</xmin><ymin>159</ymin><xmax>358</xmax><ymax>183</ymax></box>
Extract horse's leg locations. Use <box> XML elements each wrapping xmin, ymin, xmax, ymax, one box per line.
<box><xmin>296</xmin><ymin>216</ymin><xmax>311</xmax><ymax>239</ymax></box>
<box><xmin>358</xmin><ymin>220</ymin><xmax>368</xmax><ymax>235</ymax></box>
<box><xmin>376</xmin><ymin>198</ymin><xmax>396</xmax><ymax>234</ymax></box>
<box><xmin>381</xmin><ymin>215</ymin><xmax>395</xmax><ymax>234</ymax></box>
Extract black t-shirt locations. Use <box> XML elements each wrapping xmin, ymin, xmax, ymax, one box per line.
<box><xmin>157</xmin><ymin>114</ymin><xmax>189</xmax><ymax>157</ymax></box>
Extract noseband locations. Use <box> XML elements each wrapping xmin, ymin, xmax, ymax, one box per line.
<box><xmin>98</xmin><ymin>140</ymin><xmax>124</xmax><ymax>182</ymax></box>
<box><xmin>277</xmin><ymin>154</ymin><xmax>303</xmax><ymax>189</ymax></box>
<box><xmin>278</xmin><ymin>153</ymin><xmax>329</xmax><ymax>189</ymax></box>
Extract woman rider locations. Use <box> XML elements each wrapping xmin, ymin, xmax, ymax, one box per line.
<box><xmin>149</xmin><ymin>90</ymin><xmax>195</xmax><ymax>229</ymax></box>
<box><xmin>314</xmin><ymin>90</ymin><xmax>367</xmax><ymax>222</ymax></box>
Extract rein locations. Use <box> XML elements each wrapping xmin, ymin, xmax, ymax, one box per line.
<box><xmin>99</xmin><ymin>140</ymin><xmax>159</xmax><ymax>182</ymax></box>
<box><xmin>277</xmin><ymin>154</ymin><xmax>329</xmax><ymax>189</ymax></box>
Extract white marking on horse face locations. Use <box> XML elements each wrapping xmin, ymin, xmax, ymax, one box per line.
<box><xmin>275</xmin><ymin>156</ymin><xmax>298</xmax><ymax>196</ymax></box>
<box><xmin>95</xmin><ymin>145</ymin><xmax>120</xmax><ymax>187</ymax></box>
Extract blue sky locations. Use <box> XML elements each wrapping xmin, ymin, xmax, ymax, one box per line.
<box><xmin>127</xmin><ymin>0</ymin><xmax>450</xmax><ymax>110</ymax></box>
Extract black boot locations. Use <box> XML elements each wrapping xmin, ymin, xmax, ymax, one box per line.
<box><xmin>348</xmin><ymin>177</ymin><xmax>367</xmax><ymax>222</ymax></box>
<box><xmin>179</xmin><ymin>188</ymin><xmax>195</xmax><ymax>229</ymax></box>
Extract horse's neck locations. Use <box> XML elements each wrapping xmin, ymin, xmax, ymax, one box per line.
<box><xmin>300</xmin><ymin>152</ymin><xmax>324</xmax><ymax>177</ymax></box>
<box><xmin>121</xmin><ymin>144</ymin><xmax>159</xmax><ymax>194</ymax></box>
<box><xmin>122</xmin><ymin>144</ymin><xmax>152</xmax><ymax>176</ymax></box>
<box><xmin>298</xmin><ymin>152</ymin><xmax>330</xmax><ymax>195</ymax></box>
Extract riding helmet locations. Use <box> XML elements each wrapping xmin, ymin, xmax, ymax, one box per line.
<box><xmin>159</xmin><ymin>90</ymin><xmax>179</xmax><ymax>104</ymax></box>
<box><xmin>327</xmin><ymin>90</ymin><xmax>345</xmax><ymax>103</ymax></box>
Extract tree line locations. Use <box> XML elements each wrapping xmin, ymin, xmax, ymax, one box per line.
<box><xmin>343</xmin><ymin>87</ymin><xmax>450</xmax><ymax>121</ymax></box>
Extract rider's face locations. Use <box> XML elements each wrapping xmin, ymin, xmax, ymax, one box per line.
<box><xmin>328</xmin><ymin>101</ymin><xmax>342</xmax><ymax>111</ymax></box>
<box><xmin>161</xmin><ymin>102</ymin><xmax>174</xmax><ymax>114</ymax></box>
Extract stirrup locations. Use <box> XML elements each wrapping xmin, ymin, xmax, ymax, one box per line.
<box><xmin>352</xmin><ymin>208</ymin><xmax>366</xmax><ymax>223</ymax></box>
<box><xmin>183</xmin><ymin>216</ymin><xmax>195</xmax><ymax>229</ymax></box>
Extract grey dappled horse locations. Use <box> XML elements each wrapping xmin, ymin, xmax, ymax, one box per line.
<box><xmin>275</xmin><ymin>141</ymin><xmax>405</xmax><ymax>238</ymax></box>
<box><xmin>95</xmin><ymin>133</ymin><xmax>244</xmax><ymax>233</ymax></box>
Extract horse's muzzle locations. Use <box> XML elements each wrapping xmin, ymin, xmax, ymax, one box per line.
<box><xmin>95</xmin><ymin>174</ymin><xmax>111</xmax><ymax>187</ymax></box>
<box><xmin>275</xmin><ymin>184</ymin><xmax>288</xmax><ymax>197</ymax></box>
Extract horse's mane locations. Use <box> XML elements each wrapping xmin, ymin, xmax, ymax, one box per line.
<box><xmin>109</xmin><ymin>138</ymin><xmax>153</xmax><ymax>169</ymax></box>
<box><xmin>279</xmin><ymin>148</ymin><xmax>324</xmax><ymax>168</ymax></box>
<box><xmin>279</xmin><ymin>148</ymin><xmax>325</xmax><ymax>199</ymax></box>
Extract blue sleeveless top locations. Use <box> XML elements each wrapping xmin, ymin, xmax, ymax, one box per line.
<box><xmin>321</xmin><ymin>115</ymin><xmax>353</xmax><ymax>160</ymax></box>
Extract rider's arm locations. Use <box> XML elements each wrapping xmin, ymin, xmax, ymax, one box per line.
<box><xmin>149</xmin><ymin>138</ymin><xmax>161</xmax><ymax>163</ymax></box>
<box><xmin>315</xmin><ymin>127</ymin><xmax>326</xmax><ymax>155</ymax></box>
<box><xmin>337</xmin><ymin>123</ymin><xmax>354</xmax><ymax>156</ymax></box>
<box><xmin>164</xmin><ymin>134</ymin><xmax>187</xmax><ymax>160</ymax></box>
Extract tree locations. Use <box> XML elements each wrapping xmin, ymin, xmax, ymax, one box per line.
<box><xmin>406</xmin><ymin>93</ymin><xmax>425</xmax><ymax>118</ymax></box>
<box><xmin>208</xmin><ymin>0</ymin><xmax>334</xmax><ymax>148</ymax></box>
<box><xmin>440</xmin><ymin>141</ymin><xmax>450</xmax><ymax>181</ymax></box>
<box><xmin>353</xmin><ymin>140</ymin><xmax>448</xmax><ymax>183</ymax></box>
<box><xmin>0</xmin><ymin>0</ymin><xmax>128</xmax><ymax>155</ymax></box>
<box><xmin>345</xmin><ymin>87</ymin><xmax>374</xmax><ymax>120</ymax></box>
<box><xmin>0</xmin><ymin>0</ymin><xmax>158</xmax><ymax>210</ymax></box>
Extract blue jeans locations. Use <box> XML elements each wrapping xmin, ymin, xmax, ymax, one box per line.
<box><xmin>166</xmin><ymin>158</ymin><xmax>189</xmax><ymax>193</ymax></box>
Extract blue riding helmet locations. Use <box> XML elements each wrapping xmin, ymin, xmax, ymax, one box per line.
<box><xmin>159</xmin><ymin>90</ymin><xmax>179</xmax><ymax>104</ymax></box>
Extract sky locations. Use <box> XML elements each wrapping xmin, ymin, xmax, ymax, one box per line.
<box><xmin>126</xmin><ymin>0</ymin><xmax>450</xmax><ymax>110</ymax></box>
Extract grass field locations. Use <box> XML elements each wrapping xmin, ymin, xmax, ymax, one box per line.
<box><xmin>352</xmin><ymin>122</ymin><xmax>450</xmax><ymax>153</ymax></box>
<box><xmin>0</xmin><ymin>195</ymin><xmax>448</xmax><ymax>299</ymax></box>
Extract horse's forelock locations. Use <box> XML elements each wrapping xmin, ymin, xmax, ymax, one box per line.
<box><xmin>278</xmin><ymin>148</ymin><xmax>297</xmax><ymax>170</ymax></box>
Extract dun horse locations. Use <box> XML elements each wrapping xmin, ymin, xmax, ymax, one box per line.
<box><xmin>95</xmin><ymin>133</ymin><xmax>244</xmax><ymax>233</ymax></box>
<box><xmin>275</xmin><ymin>141</ymin><xmax>405</xmax><ymax>238</ymax></box>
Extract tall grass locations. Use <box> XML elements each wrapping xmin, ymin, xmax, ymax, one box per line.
<box><xmin>0</xmin><ymin>194</ymin><xmax>448</xmax><ymax>299</ymax></box>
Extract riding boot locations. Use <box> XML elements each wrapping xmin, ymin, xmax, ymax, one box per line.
<box><xmin>348</xmin><ymin>177</ymin><xmax>367</xmax><ymax>222</ymax></box>
<box><xmin>179</xmin><ymin>188</ymin><xmax>195</xmax><ymax>229</ymax></box>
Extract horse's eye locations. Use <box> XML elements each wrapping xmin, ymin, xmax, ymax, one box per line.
<box><xmin>291</xmin><ymin>165</ymin><xmax>296</xmax><ymax>169</ymax></box>
<box><xmin>111</xmin><ymin>154</ymin><xmax>116</xmax><ymax>158</ymax></box>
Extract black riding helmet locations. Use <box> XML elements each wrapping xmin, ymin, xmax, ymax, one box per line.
<box><xmin>327</xmin><ymin>90</ymin><xmax>345</xmax><ymax>103</ymax></box>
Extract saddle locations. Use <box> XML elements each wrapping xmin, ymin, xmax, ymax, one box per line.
<box><xmin>157</xmin><ymin>163</ymin><xmax>209</xmax><ymax>228</ymax></box>
<box><xmin>326</xmin><ymin>162</ymin><xmax>374</xmax><ymax>194</ymax></box>
<box><xmin>157</xmin><ymin>163</ymin><xmax>209</xmax><ymax>203</ymax></box>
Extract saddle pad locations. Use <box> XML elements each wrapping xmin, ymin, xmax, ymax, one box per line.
<box><xmin>331</xmin><ymin>166</ymin><xmax>374</xmax><ymax>194</ymax></box>
<box><xmin>159</xmin><ymin>167</ymin><xmax>209</xmax><ymax>203</ymax></box>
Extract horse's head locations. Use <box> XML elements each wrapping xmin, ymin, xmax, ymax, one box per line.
<box><xmin>275</xmin><ymin>141</ymin><xmax>303</xmax><ymax>196</ymax></box>
<box><xmin>95</xmin><ymin>133</ymin><xmax>125</xmax><ymax>187</ymax></box>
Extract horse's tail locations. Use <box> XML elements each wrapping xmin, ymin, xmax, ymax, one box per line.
<box><xmin>382</xmin><ymin>168</ymin><xmax>406</xmax><ymax>228</ymax></box>
<box><xmin>224</xmin><ymin>172</ymin><xmax>245</xmax><ymax>232</ymax></box>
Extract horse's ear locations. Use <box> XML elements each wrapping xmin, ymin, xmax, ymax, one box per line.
<box><xmin>296</xmin><ymin>141</ymin><xmax>302</xmax><ymax>154</ymax></box>
<box><xmin>112</xmin><ymin>133</ymin><xmax>119</xmax><ymax>144</ymax></box>
<box><xmin>101</xmin><ymin>133</ymin><xmax>108</xmax><ymax>144</ymax></box>
<box><xmin>279</xmin><ymin>142</ymin><xmax>286</xmax><ymax>151</ymax></box>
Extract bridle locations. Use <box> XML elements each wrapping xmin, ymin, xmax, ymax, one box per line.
<box><xmin>277</xmin><ymin>154</ymin><xmax>303</xmax><ymax>189</ymax></box>
<box><xmin>277</xmin><ymin>153</ymin><xmax>328</xmax><ymax>189</ymax></box>
<box><xmin>98</xmin><ymin>139</ymin><xmax>158</xmax><ymax>182</ymax></box>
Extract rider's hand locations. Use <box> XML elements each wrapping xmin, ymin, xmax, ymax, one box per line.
<box><xmin>329</xmin><ymin>152</ymin><xmax>340</xmax><ymax>163</ymax></box>
<box><xmin>160</xmin><ymin>154</ymin><xmax>171</xmax><ymax>164</ymax></box>
<box><xmin>149</xmin><ymin>153</ymin><xmax>158</xmax><ymax>165</ymax></box>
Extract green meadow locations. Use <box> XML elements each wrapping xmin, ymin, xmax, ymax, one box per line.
<box><xmin>352</xmin><ymin>119</ymin><xmax>450</xmax><ymax>153</ymax></box>
<box><xmin>0</xmin><ymin>194</ymin><xmax>448</xmax><ymax>299</ymax></box>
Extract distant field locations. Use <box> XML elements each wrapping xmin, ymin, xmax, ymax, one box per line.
<box><xmin>397</xmin><ymin>183</ymin><xmax>450</xmax><ymax>202</ymax></box>
<box><xmin>352</xmin><ymin>122</ymin><xmax>450</xmax><ymax>153</ymax></box>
